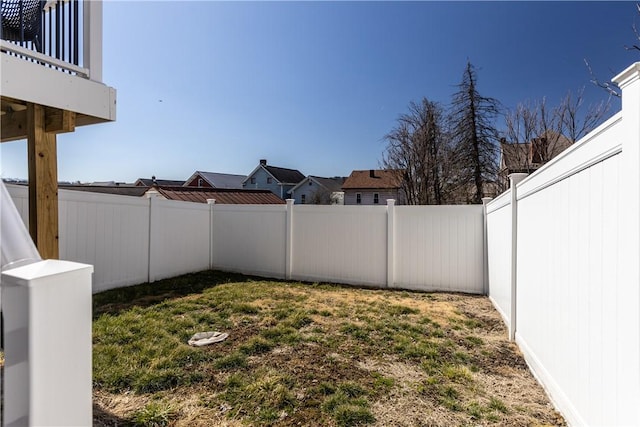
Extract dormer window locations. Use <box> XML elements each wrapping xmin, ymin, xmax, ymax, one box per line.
<box><xmin>267</xmin><ymin>177</ymin><xmax>272</xmax><ymax>184</ymax></box>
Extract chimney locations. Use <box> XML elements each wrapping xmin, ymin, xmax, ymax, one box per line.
<box><xmin>369</xmin><ymin>169</ymin><xmax>375</xmax><ymax>178</ymax></box>
<box><xmin>260</xmin><ymin>159</ymin><xmax>267</xmax><ymax>166</ymax></box>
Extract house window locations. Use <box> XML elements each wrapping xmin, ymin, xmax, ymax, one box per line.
<box><xmin>250</xmin><ymin>177</ymin><xmax>256</xmax><ymax>184</ymax></box>
<box><xmin>301</xmin><ymin>194</ymin><xmax>306</xmax><ymax>204</ymax></box>
<box><xmin>309</xmin><ymin>181</ymin><xmax>312</xmax><ymax>186</ymax></box>
<box><xmin>373</xmin><ymin>193</ymin><xmax>379</xmax><ymax>204</ymax></box>
<box><xmin>197</xmin><ymin>178</ymin><xmax>203</xmax><ymax>187</ymax></box>
<box><xmin>267</xmin><ymin>177</ymin><xmax>272</xmax><ymax>184</ymax></box>
<box><xmin>356</xmin><ymin>193</ymin><xmax>361</xmax><ymax>204</ymax></box>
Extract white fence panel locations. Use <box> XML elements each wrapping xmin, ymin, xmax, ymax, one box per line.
<box><xmin>59</xmin><ymin>189</ymin><xmax>150</xmax><ymax>293</ymax></box>
<box><xmin>485</xmin><ymin>191</ymin><xmax>512</xmax><ymax>324</ymax></box>
<box><xmin>513</xmin><ymin>108</ymin><xmax>638</xmax><ymax>426</ymax></box>
<box><xmin>212</xmin><ymin>205</ymin><xmax>287</xmax><ymax>278</ymax></box>
<box><xmin>291</xmin><ymin>205</ymin><xmax>387</xmax><ymax>286</ymax></box>
<box><xmin>149</xmin><ymin>198</ymin><xmax>211</xmax><ymax>282</ymax></box>
<box><xmin>394</xmin><ymin>205</ymin><xmax>484</xmax><ymax>293</ymax></box>
<box><xmin>6</xmin><ymin>184</ymin><xmax>28</xmax><ymax>225</ymax></box>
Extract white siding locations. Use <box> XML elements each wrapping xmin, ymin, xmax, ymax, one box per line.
<box><xmin>394</xmin><ymin>205</ymin><xmax>484</xmax><ymax>293</ymax></box>
<box><xmin>291</xmin><ymin>205</ymin><xmax>387</xmax><ymax>286</ymax></box>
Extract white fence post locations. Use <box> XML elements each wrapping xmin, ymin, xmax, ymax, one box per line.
<box><xmin>207</xmin><ymin>199</ymin><xmax>216</xmax><ymax>271</ymax></box>
<box><xmin>481</xmin><ymin>197</ymin><xmax>492</xmax><ymax>295</ymax></box>
<box><xmin>612</xmin><ymin>62</ymin><xmax>640</xmax><ymax>420</ymax></box>
<box><xmin>2</xmin><ymin>260</ymin><xmax>93</xmax><ymax>427</ymax></box>
<box><xmin>508</xmin><ymin>173</ymin><xmax>527</xmax><ymax>341</ymax></box>
<box><xmin>146</xmin><ymin>194</ymin><xmax>158</xmax><ymax>283</ymax></box>
<box><xmin>386</xmin><ymin>199</ymin><xmax>395</xmax><ymax>288</ymax></box>
<box><xmin>285</xmin><ymin>199</ymin><xmax>294</xmax><ymax>280</ymax></box>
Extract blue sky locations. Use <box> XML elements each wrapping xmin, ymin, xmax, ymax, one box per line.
<box><xmin>1</xmin><ymin>1</ymin><xmax>636</xmax><ymax>183</ymax></box>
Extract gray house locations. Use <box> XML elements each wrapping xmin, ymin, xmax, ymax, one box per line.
<box><xmin>242</xmin><ymin>159</ymin><xmax>305</xmax><ymax>199</ymax></box>
<box><xmin>288</xmin><ymin>176</ymin><xmax>346</xmax><ymax>205</ymax></box>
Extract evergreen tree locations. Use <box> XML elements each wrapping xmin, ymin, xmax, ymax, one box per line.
<box><xmin>449</xmin><ymin>62</ymin><xmax>500</xmax><ymax>203</ymax></box>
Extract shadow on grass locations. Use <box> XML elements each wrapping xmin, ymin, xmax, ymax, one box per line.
<box><xmin>93</xmin><ymin>403</ymin><xmax>131</xmax><ymax>427</ymax></box>
<box><xmin>93</xmin><ymin>270</ymin><xmax>250</xmax><ymax>318</ymax></box>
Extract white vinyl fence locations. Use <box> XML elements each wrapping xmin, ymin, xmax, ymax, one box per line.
<box><xmin>7</xmin><ymin>62</ymin><xmax>640</xmax><ymax>426</ymax></box>
<box><xmin>7</xmin><ymin>187</ymin><xmax>484</xmax><ymax>294</ymax></box>
<box><xmin>486</xmin><ymin>62</ymin><xmax>640</xmax><ymax>426</ymax></box>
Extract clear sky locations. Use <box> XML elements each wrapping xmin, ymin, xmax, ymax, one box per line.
<box><xmin>1</xmin><ymin>1</ymin><xmax>636</xmax><ymax>183</ymax></box>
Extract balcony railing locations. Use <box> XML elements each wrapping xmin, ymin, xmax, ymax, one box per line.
<box><xmin>0</xmin><ymin>0</ymin><xmax>102</xmax><ymax>81</ymax></box>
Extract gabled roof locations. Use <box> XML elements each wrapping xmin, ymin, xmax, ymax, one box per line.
<box><xmin>135</xmin><ymin>178</ymin><xmax>185</xmax><ymax>187</ymax></box>
<box><xmin>151</xmin><ymin>186</ymin><xmax>285</xmax><ymax>204</ymax></box>
<box><xmin>288</xmin><ymin>176</ymin><xmax>346</xmax><ymax>194</ymax></box>
<box><xmin>341</xmin><ymin>170</ymin><xmax>402</xmax><ymax>190</ymax></box>
<box><xmin>243</xmin><ymin>162</ymin><xmax>305</xmax><ymax>185</ymax></box>
<box><xmin>184</xmin><ymin>171</ymin><xmax>247</xmax><ymax>189</ymax></box>
<box><xmin>264</xmin><ymin>165</ymin><xmax>305</xmax><ymax>184</ymax></box>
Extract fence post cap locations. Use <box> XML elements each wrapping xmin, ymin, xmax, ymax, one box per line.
<box><xmin>386</xmin><ymin>199</ymin><xmax>396</xmax><ymax>206</ymax></box>
<box><xmin>206</xmin><ymin>199</ymin><xmax>216</xmax><ymax>205</ymax></box>
<box><xmin>612</xmin><ymin>62</ymin><xmax>640</xmax><ymax>89</ymax></box>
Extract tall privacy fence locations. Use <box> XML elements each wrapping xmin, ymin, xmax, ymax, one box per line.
<box><xmin>5</xmin><ymin>61</ymin><xmax>640</xmax><ymax>427</ymax></box>
<box><xmin>486</xmin><ymin>62</ymin><xmax>640</xmax><ymax>426</ymax></box>
<box><xmin>6</xmin><ymin>185</ymin><xmax>485</xmax><ymax>294</ymax></box>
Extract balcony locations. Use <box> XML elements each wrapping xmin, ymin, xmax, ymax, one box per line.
<box><xmin>0</xmin><ymin>0</ymin><xmax>116</xmax><ymax>139</ymax></box>
<box><xmin>1</xmin><ymin>0</ymin><xmax>117</xmax><ymax>260</ymax></box>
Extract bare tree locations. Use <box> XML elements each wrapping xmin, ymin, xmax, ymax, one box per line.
<box><xmin>501</xmin><ymin>89</ymin><xmax>610</xmax><ymax>188</ymax></box>
<box><xmin>309</xmin><ymin>187</ymin><xmax>331</xmax><ymax>205</ymax></box>
<box><xmin>586</xmin><ymin>3</ymin><xmax>640</xmax><ymax>97</ymax></box>
<box><xmin>449</xmin><ymin>61</ymin><xmax>500</xmax><ymax>204</ymax></box>
<box><xmin>382</xmin><ymin>98</ymin><xmax>450</xmax><ymax>205</ymax></box>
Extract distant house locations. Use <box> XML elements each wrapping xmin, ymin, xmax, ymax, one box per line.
<box><xmin>144</xmin><ymin>186</ymin><xmax>285</xmax><ymax>204</ymax></box>
<box><xmin>135</xmin><ymin>177</ymin><xmax>185</xmax><ymax>187</ymax></box>
<box><xmin>499</xmin><ymin>131</ymin><xmax>572</xmax><ymax>189</ymax></box>
<box><xmin>183</xmin><ymin>171</ymin><xmax>246</xmax><ymax>189</ymax></box>
<box><xmin>288</xmin><ymin>176</ymin><xmax>346</xmax><ymax>205</ymax></box>
<box><xmin>342</xmin><ymin>169</ymin><xmax>405</xmax><ymax>205</ymax></box>
<box><xmin>242</xmin><ymin>159</ymin><xmax>305</xmax><ymax>199</ymax></box>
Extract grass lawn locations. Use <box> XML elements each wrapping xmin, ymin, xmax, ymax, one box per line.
<box><xmin>92</xmin><ymin>270</ymin><xmax>565</xmax><ymax>426</ymax></box>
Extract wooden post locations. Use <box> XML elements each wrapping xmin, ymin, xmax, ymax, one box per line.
<box><xmin>27</xmin><ymin>103</ymin><xmax>59</xmax><ymax>259</ymax></box>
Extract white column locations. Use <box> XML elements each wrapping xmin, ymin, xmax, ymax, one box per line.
<box><xmin>2</xmin><ymin>260</ymin><xmax>93</xmax><ymax>427</ymax></box>
<box><xmin>508</xmin><ymin>173</ymin><xmax>527</xmax><ymax>341</ymax></box>
<box><xmin>285</xmin><ymin>199</ymin><xmax>294</xmax><ymax>280</ymax></box>
<box><xmin>83</xmin><ymin>0</ymin><xmax>103</xmax><ymax>81</ymax></box>
<box><xmin>386</xmin><ymin>199</ymin><xmax>395</xmax><ymax>288</ymax></box>
<box><xmin>612</xmin><ymin>62</ymin><xmax>640</xmax><ymax>425</ymax></box>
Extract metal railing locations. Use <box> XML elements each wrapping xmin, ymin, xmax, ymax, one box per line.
<box><xmin>0</xmin><ymin>0</ymin><xmax>100</xmax><ymax>79</ymax></box>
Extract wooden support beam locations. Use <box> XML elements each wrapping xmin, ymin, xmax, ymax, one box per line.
<box><xmin>1</xmin><ymin>108</ymin><xmax>28</xmax><ymax>142</ymax></box>
<box><xmin>27</xmin><ymin>103</ymin><xmax>59</xmax><ymax>259</ymax></box>
<box><xmin>2</xmin><ymin>106</ymin><xmax>76</xmax><ymax>142</ymax></box>
<box><xmin>45</xmin><ymin>108</ymin><xmax>76</xmax><ymax>134</ymax></box>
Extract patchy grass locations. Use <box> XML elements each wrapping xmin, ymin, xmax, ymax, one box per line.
<box><xmin>93</xmin><ymin>270</ymin><xmax>565</xmax><ymax>426</ymax></box>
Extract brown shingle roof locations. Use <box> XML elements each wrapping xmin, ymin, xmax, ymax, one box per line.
<box><xmin>153</xmin><ymin>186</ymin><xmax>285</xmax><ymax>204</ymax></box>
<box><xmin>341</xmin><ymin>170</ymin><xmax>402</xmax><ymax>190</ymax></box>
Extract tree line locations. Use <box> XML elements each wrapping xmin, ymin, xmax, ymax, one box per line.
<box><xmin>382</xmin><ymin>61</ymin><xmax>610</xmax><ymax>205</ymax></box>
